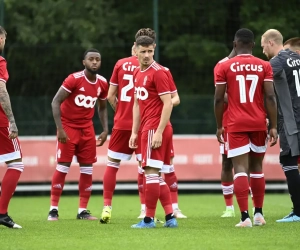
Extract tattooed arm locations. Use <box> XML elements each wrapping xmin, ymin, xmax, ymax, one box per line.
<box><xmin>96</xmin><ymin>99</ymin><xmax>109</xmax><ymax>146</ymax></box>
<box><xmin>0</xmin><ymin>80</ymin><xmax>18</xmax><ymax>139</ymax></box>
<box><xmin>107</xmin><ymin>84</ymin><xmax>118</xmax><ymax>111</ymax></box>
<box><xmin>51</xmin><ymin>87</ymin><xmax>70</xmax><ymax>143</ymax></box>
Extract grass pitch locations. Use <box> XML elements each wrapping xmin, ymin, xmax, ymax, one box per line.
<box><xmin>0</xmin><ymin>194</ymin><xmax>299</xmax><ymax>250</ymax></box>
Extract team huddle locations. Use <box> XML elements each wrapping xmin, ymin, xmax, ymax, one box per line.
<box><xmin>0</xmin><ymin>25</ymin><xmax>300</xmax><ymax>229</ymax></box>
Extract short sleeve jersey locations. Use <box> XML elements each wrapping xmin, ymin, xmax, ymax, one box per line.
<box><xmin>109</xmin><ymin>56</ymin><xmax>139</xmax><ymax>130</ymax></box>
<box><xmin>61</xmin><ymin>70</ymin><xmax>108</xmax><ymax>128</ymax></box>
<box><xmin>133</xmin><ymin>61</ymin><xmax>172</xmax><ymax>132</ymax></box>
<box><xmin>214</xmin><ymin>57</ymin><xmax>229</xmax><ymax>128</ymax></box>
<box><xmin>0</xmin><ymin>56</ymin><xmax>9</xmax><ymax>127</ymax></box>
<box><xmin>215</xmin><ymin>54</ymin><xmax>273</xmax><ymax>132</ymax></box>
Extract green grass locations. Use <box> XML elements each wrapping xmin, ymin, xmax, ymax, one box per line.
<box><xmin>1</xmin><ymin>194</ymin><xmax>299</xmax><ymax>250</ymax></box>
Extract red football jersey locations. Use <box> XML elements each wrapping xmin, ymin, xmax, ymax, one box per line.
<box><xmin>0</xmin><ymin>56</ymin><xmax>9</xmax><ymax>127</ymax></box>
<box><xmin>61</xmin><ymin>70</ymin><xmax>108</xmax><ymax>129</ymax></box>
<box><xmin>214</xmin><ymin>57</ymin><xmax>229</xmax><ymax>128</ymax></box>
<box><xmin>110</xmin><ymin>57</ymin><xmax>177</xmax><ymax>130</ymax></box>
<box><xmin>133</xmin><ymin>61</ymin><xmax>172</xmax><ymax>132</ymax></box>
<box><xmin>215</xmin><ymin>54</ymin><xmax>273</xmax><ymax>132</ymax></box>
<box><xmin>109</xmin><ymin>56</ymin><xmax>139</xmax><ymax>130</ymax></box>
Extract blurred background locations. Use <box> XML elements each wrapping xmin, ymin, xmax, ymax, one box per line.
<box><xmin>2</xmin><ymin>0</ymin><xmax>299</xmax><ymax>136</ymax></box>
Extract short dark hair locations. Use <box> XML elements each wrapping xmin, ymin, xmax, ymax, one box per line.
<box><xmin>234</xmin><ymin>28</ymin><xmax>254</xmax><ymax>44</ymax></box>
<box><xmin>135</xmin><ymin>36</ymin><xmax>155</xmax><ymax>47</ymax></box>
<box><xmin>83</xmin><ymin>48</ymin><xmax>100</xmax><ymax>59</ymax></box>
<box><xmin>0</xmin><ymin>26</ymin><xmax>7</xmax><ymax>36</ymax></box>
<box><xmin>284</xmin><ymin>37</ymin><xmax>300</xmax><ymax>47</ymax></box>
<box><xmin>135</xmin><ymin>28</ymin><xmax>156</xmax><ymax>41</ymax></box>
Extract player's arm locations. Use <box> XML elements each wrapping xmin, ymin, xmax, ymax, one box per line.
<box><xmin>0</xmin><ymin>80</ymin><xmax>18</xmax><ymax>139</ymax></box>
<box><xmin>151</xmin><ymin>93</ymin><xmax>173</xmax><ymax>149</ymax></box>
<box><xmin>264</xmin><ymin>81</ymin><xmax>277</xmax><ymax>127</ymax></box>
<box><xmin>157</xmin><ymin>94</ymin><xmax>173</xmax><ymax>133</ymax></box>
<box><xmin>214</xmin><ymin>84</ymin><xmax>226</xmax><ymax>129</ymax></box>
<box><xmin>132</xmin><ymin>93</ymin><xmax>140</xmax><ymax>134</ymax></box>
<box><xmin>214</xmin><ymin>83</ymin><xmax>226</xmax><ymax>144</ymax></box>
<box><xmin>171</xmin><ymin>92</ymin><xmax>180</xmax><ymax>106</ymax></box>
<box><xmin>107</xmin><ymin>84</ymin><xmax>118</xmax><ymax>112</ymax></box>
<box><xmin>96</xmin><ymin>99</ymin><xmax>109</xmax><ymax>146</ymax></box>
<box><xmin>129</xmin><ymin>93</ymin><xmax>140</xmax><ymax>149</ymax></box>
<box><xmin>51</xmin><ymin>87</ymin><xmax>70</xmax><ymax>130</ymax></box>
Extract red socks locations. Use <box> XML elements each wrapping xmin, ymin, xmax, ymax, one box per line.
<box><xmin>79</xmin><ymin>167</ymin><xmax>93</xmax><ymax>209</ymax></box>
<box><xmin>0</xmin><ymin>163</ymin><xmax>24</xmax><ymax>214</ymax></box>
<box><xmin>50</xmin><ymin>164</ymin><xmax>69</xmax><ymax>207</ymax></box>
<box><xmin>144</xmin><ymin>174</ymin><xmax>160</xmax><ymax>218</ymax></box>
<box><xmin>221</xmin><ymin>181</ymin><xmax>234</xmax><ymax>206</ymax></box>
<box><xmin>164</xmin><ymin>172</ymin><xmax>178</xmax><ymax>204</ymax></box>
<box><xmin>137</xmin><ymin>170</ymin><xmax>145</xmax><ymax>205</ymax></box>
<box><xmin>103</xmin><ymin>161</ymin><xmax>120</xmax><ymax>206</ymax></box>
<box><xmin>159</xmin><ymin>177</ymin><xmax>173</xmax><ymax>215</ymax></box>
<box><xmin>249</xmin><ymin>172</ymin><xmax>265</xmax><ymax>209</ymax></box>
<box><xmin>234</xmin><ymin>173</ymin><xmax>249</xmax><ymax>212</ymax></box>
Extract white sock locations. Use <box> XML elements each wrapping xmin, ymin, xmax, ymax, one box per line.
<box><xmin>78</xmin><ymin>208</ymin><xmax>86</xmax><ymax>214</ymax></box>
<box><xmin>226</xmin><ymin>205</ymin><xmax>234</xmax><ymax>209</ymax></box>
<box><xmin>172</xmin><ymin>203</ymin><xmax>179</xmax><ymax>210</ymax></box>
<box><xmin>50</xmin><ymin>206</ymin><xmax>58</xmax><ymax>211</ymax></box>
<box><xmin>141</xmin><ymin>204</ymin><xmax>146</xmax><ymax>210</ymax></box>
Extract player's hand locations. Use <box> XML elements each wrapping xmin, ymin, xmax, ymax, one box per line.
<box><xmin>57</xmin><ymin>128</ymin><xmax>69</xmax><ymax>144</ymax></box>
<box><xmin>269</xmin><ymin>128</ymin><xmax>278</xmax><ymax>147</ymax></box>
<box><xmin>151</xmin><ymin>131</ymin><xmax>162</xmax><ymax>149</ymax></box>
<box><xmin>129</xmin><ymin>133</ymin><xmax>138</xmax><ymax>149</ymax></box>
<box><xmin>96</xmin><ymin>131</ymin><xmax>108</xmax><ymax>146</ymax></box>
<box><xmin>216</xmin><ymin>127</ymin><xmax>224</xmax><ymax>144</ymax></box>
<box><xmin>8</xmin><ymin>122</ymin><xmax>18</xmax><ymax>139</ymax></box>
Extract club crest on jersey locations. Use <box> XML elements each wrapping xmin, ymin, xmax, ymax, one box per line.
<box><xmin>97</xmin><ymin>87</ymin><xmax>101</xmax><ymax>96</ymax></box>
<box><xmin>143</xmin><ymin>76</ymin><xmax>147</xmax><ymax>86</ymax></box>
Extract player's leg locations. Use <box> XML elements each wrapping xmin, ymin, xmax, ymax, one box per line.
<box><xmin>0</xmin><ymin>128</ymin><xmax>24</xmax><ymax>229</ymax></box>
<box><xmin>276</xmin><ymin>152</ymin><xmax>300</xmax><ymax>222</ymax></box>
<box><xmin>220</xmin><ymin>129</ymin><xmax>234</xmax><ymax>217</ymax></box>
<box><xmin>228</xmin><ymin>132</ymin><xmax>252</xmax><ymax>227</ymax></box>
<box><xmin>158</xmin><ymin>126</ymin><xmax>178</xmax><ymax>227</ymax></box>
<box><xmin>248</xmin><ymin>131</ymin><xmax>268</xmax><ymax>226</ymax></box>
<box><xmin>135</xmin><ymin>131</ymin><xmax>146</xmax><ymax>218</ymax></box>
<box><xmin>76</xmin><ymin>126</ymin><xmax>98</xmax><ymax>220</ymax></box>
<box><xmin>163</xmin><ymin>157</ymin><xmax>187</xmax><ymax>218</ymax></box>
<box><xmin>48</xmin><ymin>125</ymin><xmax>76</xmax><ymax>221</ymax></box>
<box><xmin>101</xmin><ymin>129</ymin><xmax>134</xmax><ymax>223</ymax></box>
<box><xmin>137</xmin><ymin>163</ymin><xmax>146</xmax><ymax>218</ymax></box>
<box><xmin>131</xmin><ymin>128</ymin><xmax>177</xmax><ymax>228</ymax></box>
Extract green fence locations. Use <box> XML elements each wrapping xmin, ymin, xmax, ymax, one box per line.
<box><xmin>11</xmin><ymin>95</ymin><xmax>216</xmax><ymax>136</ymax></box>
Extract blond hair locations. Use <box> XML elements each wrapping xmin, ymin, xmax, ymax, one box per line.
<box><xmin>262</xmin><ymin>29</ymin><xmax>283</xmax><ymax>45</ymax></box>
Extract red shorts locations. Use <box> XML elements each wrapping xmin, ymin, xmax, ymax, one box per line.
<box><xmin>141</xmin><ymin>126</ymin><xmax>173</xmax><ymax>169</ymax></box>
<box><xmin>56</xmin><ymin>125</ymin><xmax>96</xmax><ymax>164</ymax></box>
<box><xmin>227</xmin><ymin>130</ymin><xmax>267</xmax><ymax>158</ymax></box>
<box><xmin>108</xmin><ymin>129</ymin><xmax>139</xmax><ymax>161</ymax></box>
<box><xmin>0</xmin><ymin>127</ymin><xmax>22</xmax><ymax>163</ymax></box>
<box><xmin>220</xmin><ymin>127</ymin><xmax>228</xmax><ymax>155</ymax></box>
<box><xmin>298</xmin><ymin>156</ymin><xmax>300</xmax><ymax>164</ymax></box>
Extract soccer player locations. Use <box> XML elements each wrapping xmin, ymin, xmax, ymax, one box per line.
<box><xmin>215</xmin><ymin>28</ymin><xmax>278</xmax><ymax>227</ymax></box>
<box><xmin>134</xmin><ymin>28</ymin><xmax>187</xmax><ymax>219</ymax></box>
<box><xmin>100</xmin><ymin>28</ymin><xmax>186</xmax><ymax>224</ymax></box>
<box><xmin>0</xmin><ymin>26</ymin><xmax>23</xmax><ymax>229</ymax></box>
<box><xmin>283</xmin><ymin>37</ymin><xmax>300</xmax><ymax>173</ymax></box>
<box><xmin>284</xmin><ymin>37</ymin><xmax>300</xmax><ymax>55</ymax></box>
<box><xmin>48</xmin><ymin>48</ymin><xmax>109</xmax><ymax>221</ymax></box>
<box><xmin>129</xmin><ymin>35</ymin><xmax>178</xmax><ymax>228</ymax></box>
<box><xmin>261</xmin><ymin>29</ymin><xmax>300</xmax><ymax>222</ymax></box>
<box><xmin>213</xmin><ymin>49</ymin><xmax>236</xmax><ymax>218</ymax></box>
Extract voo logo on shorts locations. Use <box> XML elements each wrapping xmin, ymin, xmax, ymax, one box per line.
<box><xmin>136</xmin><ymin>87</ymin><xmax>149</xmax><ymax>100</ymax></box>
<box><xmin>74</xmin><ymin>94</ymin><xmax>97</xmax><ymax>108</ymax></box>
